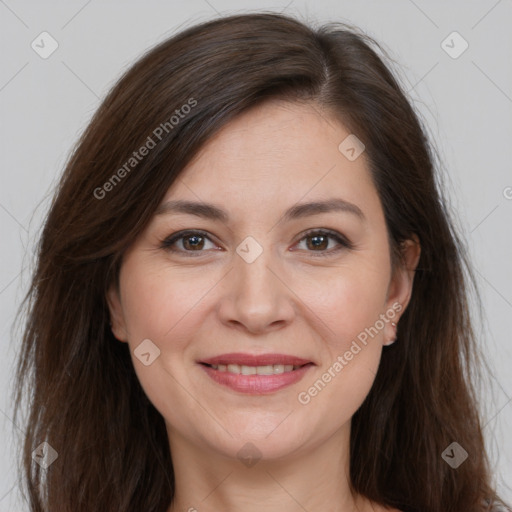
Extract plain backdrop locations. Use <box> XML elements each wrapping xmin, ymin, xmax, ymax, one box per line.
<box><xmin>0</xmin><ymin>0</ymin><xmax>511</xmax><ymax>509</ymax></box>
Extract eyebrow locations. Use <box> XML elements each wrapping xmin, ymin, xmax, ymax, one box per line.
<box><xmin>155</xmin><ymin>198</ymin><xmax>365</xmax><ymax>223</ymax></box>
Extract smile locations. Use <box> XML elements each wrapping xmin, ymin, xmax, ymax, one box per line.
<box><xmin>198</xmin><ymin>353</ymin><xmax>315</xmax><ymax>394</ymax></box>
<box><xmin>206</xmin><ymin>363</ymin><xmax>303</xmax><ymax>374</ymax></box>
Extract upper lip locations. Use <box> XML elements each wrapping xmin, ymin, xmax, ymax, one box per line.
<box><xmin>199</xmin><ymin>353</ymin><xmax>314</xmax><ymax>367</ymax></box>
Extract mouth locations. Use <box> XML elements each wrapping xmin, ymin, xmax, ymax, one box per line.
<box><xmin>198</xmin><ymin>353</ymin><xmax>315</xmax><ymax>394</ymax></box>
<box><xmin>200</xmin><ymin>362</ymin><xmax>310</xmax><ymax>375</ymax></box>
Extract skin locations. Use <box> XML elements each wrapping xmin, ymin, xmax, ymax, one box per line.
<box><xmin>107</xmin><ymin>99</ymin><xmax>420</xmax><ymax>512</ymax></box>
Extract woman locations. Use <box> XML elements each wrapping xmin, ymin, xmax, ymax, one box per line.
<box><xmin>13</xmin><ymin>12</ymin><xmax>510</xmax><ymax>512</ymax></box>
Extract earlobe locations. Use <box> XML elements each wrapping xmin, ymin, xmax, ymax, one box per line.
<box><xmin>106</xmin><ymin>284</ymin><xmax>128</xmax><ymax>342</ymax></box>
<box><xmin>383</xmin><ymin>321</ymin><xmax>398</xmax><ymax>346</ymax></box>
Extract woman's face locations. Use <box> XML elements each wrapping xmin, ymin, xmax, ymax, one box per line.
<box><xmin>108</xmin><ymin>100</ymin><xmax>420</xmax><ymax>462</ymax></box>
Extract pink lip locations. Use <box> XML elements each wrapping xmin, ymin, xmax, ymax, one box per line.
<box><xmin>199</xmin><ymin>353</ymin><xmax>313</xmax><ymax>367</ymax></box>
<box><xmin>198</xmin><ymin>353</ymin><xmax>315</xmax><ymax>394</ymax></box>
<box><xmin>200</xmin><ymin>364</ymin><xmax>314</xmax><ymax>394</ymax></box>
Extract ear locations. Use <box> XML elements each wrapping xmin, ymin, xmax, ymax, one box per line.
<box><xmin>106</xmin><ymin>283</ymin><xmax>129</xmax><ymax>342</ymax></box>
<box><xmin>383</xmin><ymin>234</ymin><xmax>421</xmax><ymax>345</ymax></box>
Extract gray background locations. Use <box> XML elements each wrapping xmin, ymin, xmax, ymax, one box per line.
<box><xmin>1</xmin><ymin>0</ymin><xmax>511</xmax><ymax>508</ymax></box>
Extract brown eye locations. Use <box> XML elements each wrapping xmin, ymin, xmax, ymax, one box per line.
<box><xmin>160</xmin><ymin>230</ymin><xmax>218</xmax><ymax>254</ymax></box>
<box><xmin>306</xmin><ymin>234</ymin><xmax>329</xmax><ymax>251</ymax></box>
<box><xmin>294</xmin><ymin>229</ymin><xmax>353</xmax><ymax>256</ymax></box>
<box><xmin>182</xmin><ymin>234</ymin><xmax>205</xmax><ymax>250</ymax></box>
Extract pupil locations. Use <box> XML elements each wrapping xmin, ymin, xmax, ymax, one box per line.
<box><xmin>309</xmin><ymin>235</ymin><xmax>327</xmax><ymax>250</ymax></box>
<box><xmin>185</xmin><ymin>235</ymin><xmax>203</xmax><ymax>250</ymax></box>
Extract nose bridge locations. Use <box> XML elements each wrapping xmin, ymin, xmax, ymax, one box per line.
<box><xmin>218</xmin><ymin>234</ymin><xmax>293</xmax><ymax>332</ymax></box>
<box><xmin>234</xmin><ymin>235</ymin><xmax>280</xmax><ymax>308</ymax></box>
<box><xmin>237</xmin><ymin>240</ymin><xmax>275</xmax><ymax>295</ymax></box>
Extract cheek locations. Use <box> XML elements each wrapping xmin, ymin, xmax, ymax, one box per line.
<box><xmin>302</xmin><ymin>353</ymin><xmax>380</xmax><ymax>431</ymax></box>
<box><xmin>118</xmin><ymin>260</ymin><xmax>205</xmax><ymax>422</ymax></box>
<box><xmin>291</xmin><ymin>261</ymin><xmax>390</xmax><ymax>348</ymax></box>
<box><xmin>291</xmin><ymin>260</ymin><xmax>389</xmax><ymax>417</ymax></box>
<box><xmin>119</xmin><ymin>258</ymin><xmax>209</xmax><ymax>343</ymax></box>
<box><xmin>294</xmin><ymin>269</ymin><xmax>387</xmax><ymax>426</ymax></box>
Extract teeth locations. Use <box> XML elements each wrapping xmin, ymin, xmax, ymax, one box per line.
<box><xmin>241</xmin><ymin>365</ymin><xmax>256</xmax><ymax>375</ymax></box>
<box><xmin>209</xmin><ymin>363</ymin><xmax>301</xmax><ymax>374</ymax></box>
<box><xmin>257</xmin><ymin>365</ymin><xmax>275</xmax><ymax>375</ymax></box>
<box><xmin>227</xmin><ymin>364</ymin><xmax>239</xmax><ymax>374</ymax></box>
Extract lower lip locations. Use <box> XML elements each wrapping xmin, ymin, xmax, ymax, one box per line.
<box><xmin>200</xmin><ymin>363</ymin><xmax>314</xmax><ymax>394</ymax></box>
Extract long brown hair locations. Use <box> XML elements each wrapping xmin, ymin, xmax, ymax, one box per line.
<box><xmin>13</xmin><ymin>12</ymin><xmax>509</xmax><ymax>512</ymax></box>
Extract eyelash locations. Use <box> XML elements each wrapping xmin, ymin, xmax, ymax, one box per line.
<box><xmin>159</xmin><ymin>228</ymin><xmax>354</xmax><ymax>257</ymax></box>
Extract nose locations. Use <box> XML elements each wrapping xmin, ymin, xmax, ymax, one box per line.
<box><xmin>216</xmin><ymin>242</ymin><xmax>296</xmax><ymax>335</ymax></box>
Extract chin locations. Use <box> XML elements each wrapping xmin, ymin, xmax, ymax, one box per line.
<box><xmin>214</xmin><ymin>418</ymin><xmax>310</xmax><ymax>459</ymax></box>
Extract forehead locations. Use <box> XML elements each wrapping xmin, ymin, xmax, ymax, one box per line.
<box><xmin>161</xmin><ymin>100</ymin><xmax>380</xmax><ymax>221</ymax></box>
